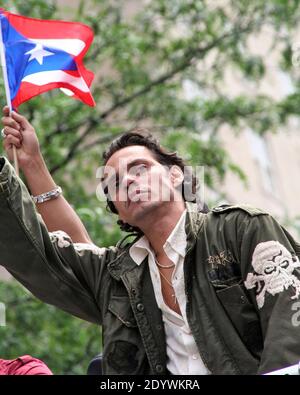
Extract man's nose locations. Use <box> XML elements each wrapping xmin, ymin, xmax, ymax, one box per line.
<box><xmin>122</xmin><ymin>172</ymin><xmax>136</xmax><ymax>190</ymax></box>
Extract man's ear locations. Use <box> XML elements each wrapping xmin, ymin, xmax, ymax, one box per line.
<box><xmin>170</xmin><ymin>165</ymin><xmax>184</xmax><ymax>188</ymax></box>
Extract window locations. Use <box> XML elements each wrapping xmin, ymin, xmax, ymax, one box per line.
<box><xmin>246</xmin><ymin>129</ymin><xmax>277</xmax><ymax>196</ymax></box>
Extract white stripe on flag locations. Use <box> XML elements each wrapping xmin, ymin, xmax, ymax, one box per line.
<box><xmin>29</xmin><ymin>39</ymin><xmax>85</xmax><ymax>56</ymax></box>
<box><xmin>60</xmin><ymin>87</ymin><xmax>74</xmax><ymax>96</ymax></box>
<box><xmin>22</xmin><ymin>70</ymin><xmax>90</xmax><ymax>92</ymax></box>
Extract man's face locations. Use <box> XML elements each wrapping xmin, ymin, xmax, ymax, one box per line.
<box><xmin>102</xmin><ymin>145</ymin><xmax>183</xmax><ymax>227</ymax></box>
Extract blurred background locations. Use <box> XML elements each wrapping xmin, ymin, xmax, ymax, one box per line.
<box><xmin>1</xmin><ymin>0</ymin><xmax>300</xmax><ymax>374</ymax></box>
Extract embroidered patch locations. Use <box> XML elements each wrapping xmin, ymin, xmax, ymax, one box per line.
<box><xmin>49</xmin><ymin>230</ymin><xmax>71</xmax><ymax>248</ymax></box>
<box><xmin>49</xmin><ymin>231</ymin><xmax>106</xmax><ymax>256</ymax></box>
<box><xmin>72</xmin><ymin>243</ymin><xmax>106</xmax><ymax>257</ymax></box>
<box><xmin>207</xmin><ymin>249</ymin><xmax>241</xmax><ymax>284</ymax></box>
<box><xmin>207</xmin><ymin>250</ymin><xmax>235</xmax><ymax>268</ymax></box>
<box><xmin>245</xmin><ymin>241</ymin><xmax>300</xmax><ymax>309</ymax></box>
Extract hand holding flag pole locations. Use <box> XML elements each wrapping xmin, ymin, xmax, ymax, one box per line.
<box><xmin>0</xmin><ymin>17</ymin><xmax>19</xmax><ymax>175</ymax></box>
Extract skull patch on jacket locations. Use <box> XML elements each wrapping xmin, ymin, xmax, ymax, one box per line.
<box><xmin>245</xmin><ymin>241</ymin><xmax>300</xmax><ymax>308</ymax></box>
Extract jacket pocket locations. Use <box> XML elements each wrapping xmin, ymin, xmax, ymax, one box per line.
<box><xmin>108</xmin><ymin>295</ymin><xmax>137</xmax><ymax>328</ymax></box>
<box><xmin>215</xmin><ymin>283</ymin><xmax>263</xmax><ymax>358</ymax></box>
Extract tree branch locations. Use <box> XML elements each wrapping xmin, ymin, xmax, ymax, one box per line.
<box><xmin>49</xmin><ymin>21</ymin><xmax>260</xmax><ymax>174</ymax></box>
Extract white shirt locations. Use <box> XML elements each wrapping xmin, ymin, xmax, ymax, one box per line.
<box><xmin>129</xmin><ymin>209</ymin><xmax>210</xmax><ymax>375</ymax></box>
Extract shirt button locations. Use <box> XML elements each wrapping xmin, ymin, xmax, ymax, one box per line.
<box><xmin>192</xmin><ymin>354</ymin><xmax>198</xmax><ymax>360</ymax></box>
<box><xmin>136</xmin><ymin>303</ymin><xmax>144</xmax><ymax>312</ymax></box>
<box><xmin>155</xmin><ymin>364</ymin><xmax>164</xmax><ymax>373</ymax></box>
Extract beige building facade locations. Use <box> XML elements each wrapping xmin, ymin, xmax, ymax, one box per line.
<box><xmin>216</xmin><ymin>27</ymin><xmax>300</xmax><ymax>228</ymax></box>
<box><xmin>218</xmin><ymin>125</ymin><xmax>300</xmax><ymax>220</ymax></box>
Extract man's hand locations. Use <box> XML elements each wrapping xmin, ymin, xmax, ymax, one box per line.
<box><xmin>1</xmin><ymin>106</ymin><xmax>41</xmax><ymax>169</ymax></box>
<box><xmin>1</xmin><ymin>106</ymin><xmax>92</xmax><ymax>243</ymax></box>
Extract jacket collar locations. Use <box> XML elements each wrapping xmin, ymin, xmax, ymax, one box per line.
<box><xmin>107</xmin><ymin>202</ymin><xmax>206</xmax><ymax>281</ymax></box>
<box><xmin>185</xmin><ymin>202</ymin><xmax>206</xmax><ymax>254</ymax></box>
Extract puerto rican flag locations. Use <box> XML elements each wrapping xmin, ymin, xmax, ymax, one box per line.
<box><xmin>0</xmin><ymin>9</ymin><xmax>95</xmax><ymax>109</ymax></box>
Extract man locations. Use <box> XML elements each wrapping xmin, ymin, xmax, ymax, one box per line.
<box><xmin>1</xmin><ymin>106</ymin><xmax>300</xmax><ymax>375</ymax></box>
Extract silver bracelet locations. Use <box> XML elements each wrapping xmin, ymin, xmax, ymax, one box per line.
<box><xmin>31</xmin><ymin>186</ymin><xmax>62</xmax><ymax>204</ymax></box>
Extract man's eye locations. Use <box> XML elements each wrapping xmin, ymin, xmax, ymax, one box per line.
<box><xmin>136</xmin><ymin>164</ymin><xmax>147</xmax><ymax>175</ymax></box>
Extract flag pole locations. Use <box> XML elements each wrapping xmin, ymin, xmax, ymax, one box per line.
<box><xmin>0</xmin><ymin>17</ymin><xmax>19</xmax><ymax>176</ymax></box>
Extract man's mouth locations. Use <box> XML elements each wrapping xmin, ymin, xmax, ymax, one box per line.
<box><xmin>127</xmin><ymin>188</ymin><xmax>149</xmax><ymax>207</ymax></box>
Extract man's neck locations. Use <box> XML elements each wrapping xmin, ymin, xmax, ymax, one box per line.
<box><xmin>139</xmin><ymin>202</ymin><xmax>186</xmax><ymax>257</ymax></box>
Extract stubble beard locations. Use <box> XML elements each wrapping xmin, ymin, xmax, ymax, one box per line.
<box><xmin>129</xmin><ymin>199</ymin><xmax>163</xmax><ymax>226</ymax></box>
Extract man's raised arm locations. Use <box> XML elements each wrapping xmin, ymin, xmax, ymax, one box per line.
<box><xmin>0</xmin><ymin>155</ymin><xmax>117</xmax><ymax>324</ymax></box>
<box><xmin>1</xmin><ymin>106</ymin><xmax>91</xmax><ymax>243</ymax></box>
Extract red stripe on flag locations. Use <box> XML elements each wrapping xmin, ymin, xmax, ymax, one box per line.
<box><xmin>0</xmin><ymin>9</ymin><xmax>93</xmax><ymax>44</ymax></box>
<box><xmin>12</xmin><ymin>81</ymin><xmax>95</xmax><ymax>108</ymax></box>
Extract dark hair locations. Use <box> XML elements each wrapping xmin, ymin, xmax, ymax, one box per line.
<box><xmin>102</xmin><ymin>128</ymin><xmax>208</xmax><ymax>233</ymax></box>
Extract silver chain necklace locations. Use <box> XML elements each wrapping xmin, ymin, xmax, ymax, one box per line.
<box><xmin>158</xmin><ymin>269</ymin><xmax>178</xmax><ymax>305</ymax></box>
<box><xmin>154</xmin><ymin>256</ymin><xmax>175</xmax><ymax>269</ymax></box>
<box><xmin>154</xmin><ymin>258</ymin><xmax>178</xmax><ymax>305</ymax></box>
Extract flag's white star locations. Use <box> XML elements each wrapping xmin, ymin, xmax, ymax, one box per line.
<box><xmin>25</xmin><ymin>44</ymin><xmax>54</xmax><ymax>65</ymax></box>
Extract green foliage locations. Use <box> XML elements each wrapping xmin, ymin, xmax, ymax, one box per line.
<box><xmin>1</xmin><ymin>0</ymin><xmax>299</xmax><ymax>201</ymax></box>
<box><xmin>1</xmin><ymin>0</ymin><xmax>300</xmax><ymax>373</ymax></box>
<box><xmin>0</xmin><ymin>280</ymin><xmax>100</xmax><ymax>374</ymax></box>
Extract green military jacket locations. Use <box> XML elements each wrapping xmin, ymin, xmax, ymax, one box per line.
<box><xmin>0</xmin><ymin>156</ymin><xmax>300</xmax><ymax>375</ymax></box>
